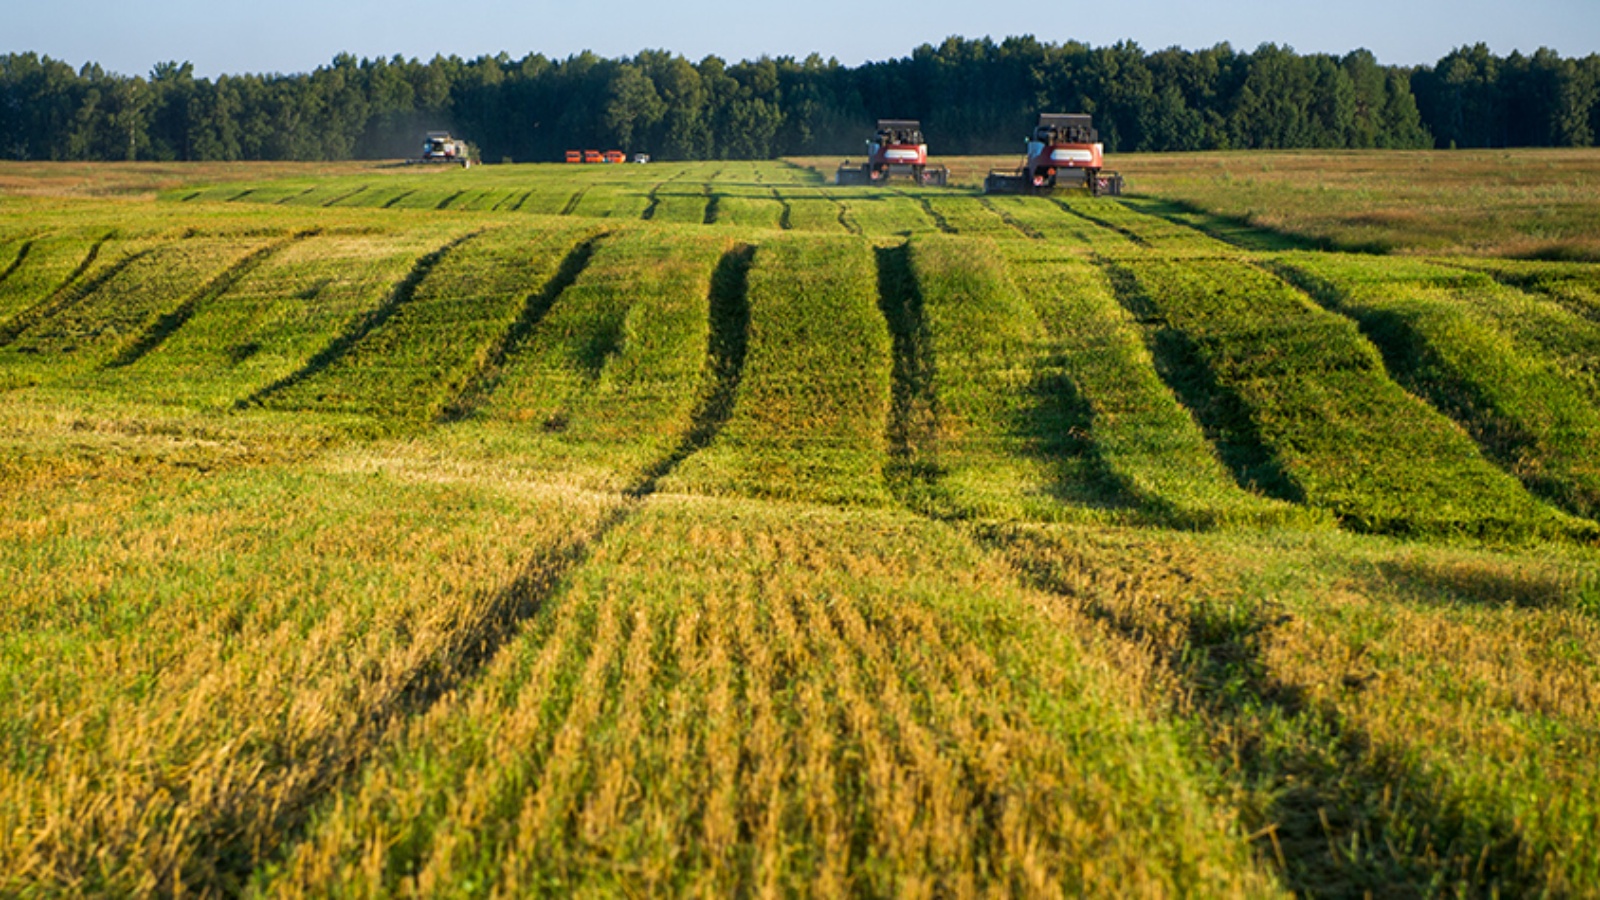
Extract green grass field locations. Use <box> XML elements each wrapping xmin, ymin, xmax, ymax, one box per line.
<box><xmin>1</xmin><ymin>154</ymin><xmax>1598</xmax><ymax>897</ymax></box>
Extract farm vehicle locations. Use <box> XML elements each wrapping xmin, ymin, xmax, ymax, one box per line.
<box><xmin>564</xmin><ymin>149</ymin><xmax>629</xmax><ymax>163</ymax></box>
<box><xmin>837</xmin><ymin>119</ymin><xmax>949</xmax><ymax>186</ymax></box>
<box><xmin>984</xmin><ymin>114</ymin><xmax>1122</xmax><ymax>196</ymax></box>
<box><xmin>412</xmin><ymin>132</ymin><xmax>472</xmax><ymax>168</ymax></box>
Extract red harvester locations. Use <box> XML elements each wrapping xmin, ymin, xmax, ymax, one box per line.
<box><xmin>984</xmin><ymin>114</ymin><xmax>1122</xmax><ymax>195</ymax></box>
<box><xmin>836</xmin><ymin>119</ymin><xmax>949</xmax><ymax>186</ymax></box>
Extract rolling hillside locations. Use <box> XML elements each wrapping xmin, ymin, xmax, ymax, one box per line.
<box><xmin>1</xmin><ymin>157</ymin><xmax>1597</xmax><ymax>897</ymax></box>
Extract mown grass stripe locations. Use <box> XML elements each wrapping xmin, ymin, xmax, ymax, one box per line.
<box><xmin>660</xmin><ymin>234</ymin><xmax>893</xmax><ymax>505</ymax></box>
<box><xmin>242</xmin><ymin>229</ymin><xmax>491</xmax><ymax>409</ymax></box>
<box><xmin>0</xmin><ymin>241</ymin><xmax>148</xmax><ymax>347</ymax></box>
<box><xmin>631</xmin><ymin>243</ymin><xmax>754</xmax><ymax>496</ymax></box>
<box><xmin>440</xmin><ymin>234</ymin><xmax>603</xmax><ymax>421</ymax></box>
<box><xmin>105</xmin><ymin>231</ymin><xmax>317</xmax><ymax>370</ymax></box>
<box><xmin>1110</xmin><ymin>256</ymin><xmax>1589</xmax><ymax>540</ymax></box>
<box><xmin>1274</xmin><ymin>254</ymin><xmax>1600</xmax><ymax>523</ymax></box>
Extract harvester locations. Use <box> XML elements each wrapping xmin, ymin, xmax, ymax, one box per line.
<box><xmin>837</xmin><ymin>120</ymin><xmax>949</xmax><ymax>186</ymax></box>
<box><xmin>413</xmin><ymin>131</ymin><xmax>471</xmax><ymax>167</ymax></box>
<box><xmin>984</xmin><ymin>114</ymin><xmax>1122</xmax><ymax>195</ymax></box>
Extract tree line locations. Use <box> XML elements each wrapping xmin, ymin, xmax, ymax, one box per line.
<box><xmin>3</xmin><ymin>37</ymin><xmax>1598</xmax><ymax>163</ymax></box>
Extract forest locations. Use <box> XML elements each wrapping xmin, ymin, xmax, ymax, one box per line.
<box><xmin>2</xmin><ymin>37</ymin><xmax>1597</xmax><ymax>163</ymax></box>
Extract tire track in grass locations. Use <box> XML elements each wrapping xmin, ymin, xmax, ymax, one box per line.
<box><xmin>241</xmin><ymin>229</ymin><xmax>491</xmax><ymax>408</ymax></box>
<box><xmin>1048</xmin><ymin>197</ymin><xmax>1150</xmax><ymax>247</ymax></box>
<box><xmin>106</xmin><ymin>230</ymin><xmax>318</xmax><ymax>369</ymax></box>
<box><xmin>440</xmin><ymin>234</ymin><xmax>605</xmax><ymax>421</ymax></box>
<box><xmin>978</xmin><ymin>197</ymin><xmax>1043</xmax><ymax>240</ymax></box>
<box><xmin>507</xmin><ymin>189</ymin><xmax>535</xmax><ymax>211</ymax></box>
<box><xmin>0</xmin><ymin>238</ymin><xmax>144</xmax><ymax>347</ymax></box>
<box><xmin>0</xmin><ymin>239</ymin><xmax>32</xmax><ymax>289</ymax></box>
<box><xmin>641</xmin><ymin>181</ymin><xmax>665</xmax><ymax>220</ymax></box>
<box><xmin>829</xmin><ymin>191</ymin><xmax>862</xmax><ymax>234</ymax></box>
<box><xmin>560</xmin><ymin>187</ymin><xmax>588</xmax><ymax>216</ymax></box>
<box><xmin>769</xmin><ymin>186</ymin><xmax>793</xmax><ymax>229</ymax></box>
<box><xmin>274</xmin><ymin>186</ymin><xmax>317</xmax><ymax>205</ymax></box>
<box><xmin>319</xmin><ymin>184</ymin><xmax>369</xmax><ymax>207</ymax></box>
<box><xmin>382</xmin><ymin>189</ymin><xmax>416</xmax><ymax>209</ymax></box>
<box><xmin>250</xmin><ymin>234</ymin><xmax>759</xmax><ymax>893</ymax></box>
<box><xmin>435</xmin><ymin>190</ymin><xmax>467</xmax><ymax>211</ymax></box>
<box><xmin>913</xmin><ymin>195</ymin><xmax>955</xmax><ymax>234</ymax></box>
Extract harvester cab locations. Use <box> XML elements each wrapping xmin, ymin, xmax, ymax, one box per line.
<box><xmin>414</xmin><ymin>131</ymin><xmax>472</xmax><ymax>168</ymax></box>
<box><xmin>837</xmin><ymin>119</ymin><xmax>949</xmax><ymax>186</ymax></box>
<box><xmin>985</xmin><ymin>113</ymin><xmax>1122</xmax><ymax>195</ymax></box>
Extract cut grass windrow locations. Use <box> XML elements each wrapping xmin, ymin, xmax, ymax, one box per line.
<box><xmin>0</xmin><ymin>232</ymin><xmax>120</xmax><ymax>346</ymax></box>
<box><xmin>1275</xmin><ymin>253</ymin><xmax>1600</xmax><ymax>524</ymax></box>
<box><xmin>103</xmin><ymin>230</ymin><xmax>317</xmax><ymax>371</ymax></box>
<box><xmin>103</xmin><ymin>221</ymin><xmax>481</xmax><ymax>409</ymax></box>
<box><xmin>437</xmin><ymin>226</ymin><xmax>739</xmax><ymax>491</ymax></box>
<box><xmin>255</xmin><ymin>222</ymin><xmax>603</xmax><ymax>422</ymax></box>
<box><xmin>661</xmin><ymin>233</ymin><xmax>893</xmax><ymax>506</ymax></box>
<box><xmin>997</xmin><ymin>241</ymin><xmax>1315</xmax><ymax>529</ymax></box>
<box><xmin>1108</xmin><ymin>257</ymin><xmax>1590</xmax><ymax>541</ymax></box>
<box><xmin>2</xmin><ymin>235</ymin><xmax>276</xmax><ymax>383</ymax></box>
<box><xmin>1462</xmin><ymin>258</ymin><xmax>1600</xmax><ymax>324</ymax></box>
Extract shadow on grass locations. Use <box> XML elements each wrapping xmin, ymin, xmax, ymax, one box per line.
<box><xmin>439</xmin><ymin>233</ymin><xmax>602</xmax><ymax>422</ymax></box>
<box><xmin>631</xmin><ymin>243</ymin><xmax>754</xmax><ymax>497</ymax></box>
<box><xmin>1102</xmin><ymin>261</ymin><xmax>1306</xmax><ymax>505</ymax></box>
<box><xmin>875</xmin><ymin>242</ymin><xmax>941</xmax><ymax>497</ymax></box>
<box><xmin>1019</xmin><ymin>365</ymin><xmax>1145</xmax><ymax>512</ymax></box>
<box><xmin>1121</xmin><ymin>196</ymin><xmax>1346</xmax><ymax>253</ymax></box>
<box><xmin>242</xmin><ymin>229</ymin><xmax>489</xmax><ymax>411</ymax></box>
<box><xmin>976</xmin><ymin>522</ymin><xmax>1546</xmax><ymax>898</ymax></box>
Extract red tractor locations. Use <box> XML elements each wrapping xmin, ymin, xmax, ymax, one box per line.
<box><xmin>837</xmin><ymin>119</ymin><xmax>949</xmax><ymax>186</ymax></box>
<box><xmin>985</xmin><ymin>114</ymin><xmax>1122</xmax><ymax>195</ymax></box>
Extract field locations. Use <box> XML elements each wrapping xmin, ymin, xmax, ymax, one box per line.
<box><xmin>2</xmin><ymin>152</ymin><xmax>1599</xmax><ymax>897</ymax></box>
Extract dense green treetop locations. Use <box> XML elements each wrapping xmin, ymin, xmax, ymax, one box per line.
<box><xmin>2</xmin><ymin>37</ymin><xmax>1595</xmax><ymax>161</ymax></box>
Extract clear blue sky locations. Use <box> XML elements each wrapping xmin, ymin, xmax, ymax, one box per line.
<box><xmin>7</xmin><ymin>0</ymin><xmax>1598</xmax><ymax>78</ymax></box>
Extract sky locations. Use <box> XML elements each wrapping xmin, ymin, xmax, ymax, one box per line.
<box><xmin>6</xmin><ymin>0</ymin><xmax>1598</xmax><ymax>78</ymax></box>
